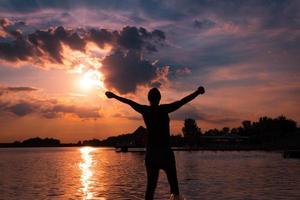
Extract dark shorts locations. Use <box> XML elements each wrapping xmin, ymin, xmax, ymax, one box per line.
<box><xmin>144</xmin><ymin>149</ymin><xmax>179</xmax><ymax>195</ymax></box>
<box><xmin>145</xmin><ymin>149</ymin><xmax>175</xmax><ymax>169</ymax></box>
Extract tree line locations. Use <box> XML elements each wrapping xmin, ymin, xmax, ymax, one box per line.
<box><xmin>180</xmin><ymin>115</ymin><xmax>299</xmax><ymax>148</ymax></box>
<box><xmin>1</xmin><ymin>115</ymin><xmax>299</xmax><ymax>149</ymax></box>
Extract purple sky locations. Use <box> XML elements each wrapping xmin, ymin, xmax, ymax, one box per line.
<box><xmin>0</xmin><ymin>0</ymin><xmax>299</xmax><ymax>142</ymax></box>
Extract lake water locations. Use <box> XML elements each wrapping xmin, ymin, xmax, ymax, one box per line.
<box><xmin>0</xmin><ymin>148</ymin><xmax>299</xmax><ymax>200</ymax></box>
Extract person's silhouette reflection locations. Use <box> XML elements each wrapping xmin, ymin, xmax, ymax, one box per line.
<box><xmin>106</xmin><ymin>86</ymin><xmax>205</xmax><ymax>200</ymax></box>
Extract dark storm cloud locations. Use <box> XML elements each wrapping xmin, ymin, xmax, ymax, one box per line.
<box><xmin>101</xmin><ymin>50</ymin><xmax>157</xmax><ymax>94</ymax></box>
<box><xmin>88</xmin><ymin>28</ymin><xmax>115</xmax><ymax>48</ymax></box>
<box><xmin>27</xmin><ymin>26</ymin><xmax>86</xmax><ymax>63</ymax></box>
<box><xmin>96</xmin><ymin>27</ymin><xmax>166</xmax><ymax>94</ymax></box>
<box><xmin>89</xmin><ymin>26</ymin><xmax>165</xmax><ymax>52</ymax></box>
<box><xmin>0</xmin><ymin>19</ymin><xmax>165</xmax><ymax>63</ymax></box>
<box><xmin>117</xmin><ymin>27</ymin><xmax>165</xmax><ymax>52</ymax></box>
<box><xmin>0</xmin><ymin>20</ymin><xmax>87</xmax><ymax>63</ymax></box>
<box><xmin>95</xmin><ymin>27</ymin><xmax>166</xmax><ymax>93</ymax></box>
<box><xmin>0</xmin><ymin>37</ymin><xmax>34</xmax><ymax>62</ymax></box>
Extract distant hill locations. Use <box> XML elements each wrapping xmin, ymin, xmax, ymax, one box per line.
<box><xmin>0</xmin><ymin>137</ymin><xmax>61</xmax><ymax>147</ymax></box>
<box><xmin>22</xmin><ymin>137</ymin><xmax>60</xmax><ymax>147</ymax></box>
<box><xmin>98</xmin><ymin>126</ymin><xmax>147</xmax><ymax>147</ymax></box>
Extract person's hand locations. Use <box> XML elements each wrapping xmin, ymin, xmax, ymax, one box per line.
<box><xmin>105</xmin><ymin>91</ymin><xmax>116</xmax><ymax>98</ymax></box>
<box><xmin>197</xmin><ymin>86</ymin><xmax>205</xmax><ymax>94</ymax></box>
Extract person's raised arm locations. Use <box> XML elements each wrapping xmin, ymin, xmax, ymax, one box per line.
<box><xmin>163</xmin><ymin>86</ymin><xmax>205</xmax><ymax>113</ymax></box>
<box><xmin>105</xmin><ymin>91</ymin><xmax>145</xmax><ymax>113</ymax></box>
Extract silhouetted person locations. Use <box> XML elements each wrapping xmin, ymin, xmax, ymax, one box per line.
<box><xmin>105</xmin><ymin>86</ymin><xmax>205</xmax><ymax>200</ymax></box>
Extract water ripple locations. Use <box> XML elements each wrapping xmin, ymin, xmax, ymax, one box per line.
<box><xmin>0</xmin><ymin>148</ymin><xmax>299</xmax><ymax>200</ymax></box>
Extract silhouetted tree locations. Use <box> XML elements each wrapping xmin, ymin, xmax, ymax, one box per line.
<box><xmin>170</xmin><ymin>134</ymin><xmax>184</xmax><ymax>147</ymax></box>
<box><xmin>2</xmin><ymin>115</ymin><xmax>297</xmax><ymax>149</ymax></box>
<box><xmin>236</xmin><ymin>116</ymin><xmax>298</xmax><ymax>145</ymax></box>
<box><xmin>182</xmin><ymin>118</ymin><xmax>202</xmax><ymax>147</ymax></box>
<box><xmin>242</xmin><ymin>120</ymin><xmax>252</xmax><ymax>129</ymax></box>
<box><xmin>222</xmin><ymin>127</ymin><xmax>230</xmax><ymax>134</ymax></box>
<box><xmin>204</xmin><ymin>128</ymin><xmax>220</xmax><ymax>136</ymax></box>
<box><xmin>22</xmin><ymin>137</ymin><xmax>60</xmax><ymax>147</ymax></box>
<box><xmin>231</xmin><ymin>128</ymin><xmax>238</xmax><ymax>134</ymax></box>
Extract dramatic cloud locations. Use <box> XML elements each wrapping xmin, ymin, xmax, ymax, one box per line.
<box><xmin>42</xmin><ymin>103</ymin><xmax>101</xmax><ymax>119</ymax></box>
<box><xmin>117</xmin><ymin>27</ymin><xmax>165</xmax><ymax>52</ymax></box>
<box><xmin>0</xmin><ymin>20</ymin><xmax>87</xmax><ymax>63</ymax></box>
<box><xmin>0</xmin><ymin>18</ymin><xmax>23</xmax><ymax>38</ymax></box>
<box><xmin>0</xmin><ymin>18</ymin><xmax>165</xmax><ymax>63</ymax></box>
<box><xmin>5</xmin><ymin>101</ymin><xmax>38</xmax><ymax>116</ymax></box>
<box><xmin>0</xmin><ymin>87</ymin><xmax>101</xmax><ymax>119</ymax></box>
<box><xmin>101</xmin><ymin>50</ymin><xmax>158</xmax><ymax>93</ymax></box>
<box><xmin>27</xmin><ymin>26</ymin><xmax>86</xmax><ymax>63</ymax></box>
<box><xmin>0</xmin><ymin>18</ymin><xmax>167</xmax><ymax>93</ymax></box>
<box><xmin>0</xmin><ymin>86</ymin><xmax>38</xmax><ymax>96</ymax></box>
<box><xmin>0</xmin><ymin>98</ymin><xmax>101</xmax><ymax>119</ymax></box>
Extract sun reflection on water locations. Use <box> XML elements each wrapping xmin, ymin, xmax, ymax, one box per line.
<box><xmin>79</xmin><ymin>147</ymin><xmax>96</xmax><ymax>200</ymax></box>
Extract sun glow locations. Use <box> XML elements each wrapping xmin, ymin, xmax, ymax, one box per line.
<box><xmin>79</xmin><ymin>69</ymin><xmax>105</xmax><ymax>90</ymax></box>
<box><xmin>60</xmin><ymin>43</ymin><xmax>110</xmax><ymax>92</ymax></box>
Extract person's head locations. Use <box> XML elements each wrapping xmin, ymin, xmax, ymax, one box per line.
<box><xmin>148</xmin><ymin>88</ymin><xmax>161</xmax><ymax>106</ymax></box>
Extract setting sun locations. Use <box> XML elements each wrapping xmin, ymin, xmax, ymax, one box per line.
<box><xmin>79</xmin><ymin>69</ymin><xmax>105</xmax><ymax>90</ymax></box>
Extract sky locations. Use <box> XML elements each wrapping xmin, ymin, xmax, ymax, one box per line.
<box><xmin>0</xmin><ymin>0</ymin><xmax>299</xmax><ymax>142</ymax></box>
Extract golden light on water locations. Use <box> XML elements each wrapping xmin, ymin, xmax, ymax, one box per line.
<box><xmin>79</xmin><ymin>147</ymin><xmax>96</xmax><ymax>200</ymax></box>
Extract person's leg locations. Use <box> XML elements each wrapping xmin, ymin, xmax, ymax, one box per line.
<box><xmin>145</xmin><ymin>165</ymin><xmax>159</xmax><ymax>200</ymax></box>
<box><xmin>164</xmin><ymin>158</ymin><xmax>179</xmax><ymax>195</ymax></box>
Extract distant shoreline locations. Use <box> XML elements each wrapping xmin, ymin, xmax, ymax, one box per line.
<box><xmin>1</xmin><ymin>115</ymin><xmax>299</xmax><ymax>150</ymax></box>
<box><xmin>0</xmin><ymin>144</ymin><xmax>297</xmax><ymax>152</ymax></box>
